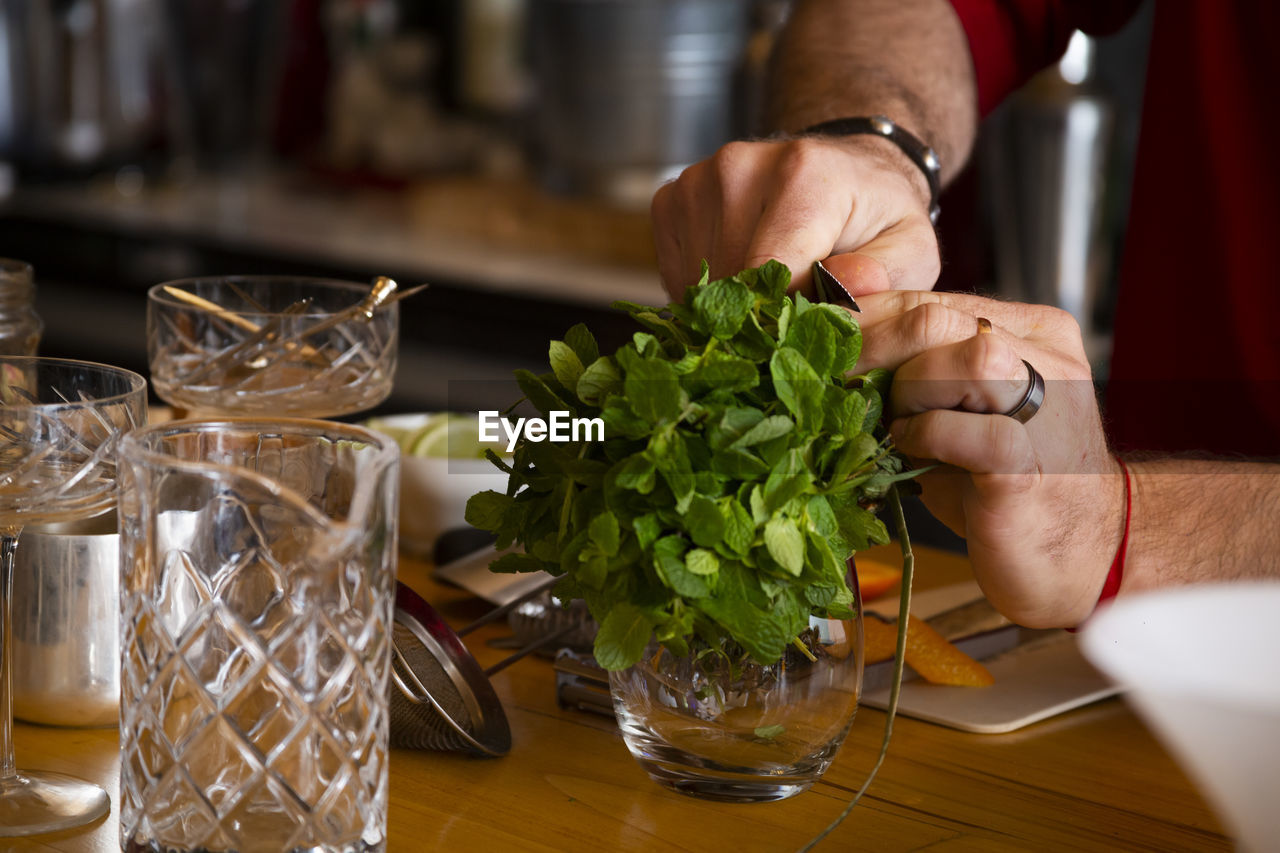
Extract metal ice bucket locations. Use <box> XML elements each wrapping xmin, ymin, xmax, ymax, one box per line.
<box><xmin>12</xmin><ymin>512</ymin><xmax>120</xmax><ymax>728</ymax></box>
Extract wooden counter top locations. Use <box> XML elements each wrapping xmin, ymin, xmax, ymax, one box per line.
<box><xmin>8</xmin><ymin>544</ymin><xmax>1228</xmax><ymax>851</ymax></box>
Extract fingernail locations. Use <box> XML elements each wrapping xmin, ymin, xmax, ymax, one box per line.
<box><xmin>813</xmin><ymin>260</ymin><xmax>860</xmax><ymax>312</ymax></box>
<box><xmin>889</xmin><ymin>417</ymin><xmax>912</xmax><ymax>440</ymax></box>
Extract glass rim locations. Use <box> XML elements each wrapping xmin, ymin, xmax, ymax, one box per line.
<box><xmin>119</xmin><ymin>416</ymin><xmax>400</xmax><ymax>533</ymax></box>
<box><xmin>147</xmin><ymin>276</ymin><xmax>385</xmax><ymax>317</ymax></box>
<box><xmin>0</xmin><ymin>356</ymin><xmax>148</xmax><ymax>408</ymax></box>
<box><xmin>120</xmin><ymin>415</ymin><xmax>401</xmax><ymax>469</ymax></box>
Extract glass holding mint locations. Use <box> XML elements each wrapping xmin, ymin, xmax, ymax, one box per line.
<box><xmin>467</xmin><ymin>261</ymin><xmax>912</xmax><ymax>801</ymax></box>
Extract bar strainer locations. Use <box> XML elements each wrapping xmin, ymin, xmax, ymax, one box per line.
<box><xmin>389</xmin><ymin>577</ymin><xmax>584</xmax><ymax>756</ymax></box>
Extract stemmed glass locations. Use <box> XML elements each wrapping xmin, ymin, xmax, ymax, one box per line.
<box><xmin>0</xmin><ymin>357</ymin><xmax>147</xmax><ymax>836</ymax></box>
<box><xmin>146</xmin><ymin>275</ymin><xmax>403</xmax><ymax>418</ymax></box>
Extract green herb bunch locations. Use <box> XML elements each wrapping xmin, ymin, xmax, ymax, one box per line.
<box><xmin>464</xmin><ymin>260</ymin><xmax>912</xmax><ymax>671</ymax></box>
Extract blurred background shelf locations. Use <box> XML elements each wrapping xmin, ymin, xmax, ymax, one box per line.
<box><xmin>0</xmin><ymin>172</ymin><xmax>661</xmax><ymax>414</ymax></box>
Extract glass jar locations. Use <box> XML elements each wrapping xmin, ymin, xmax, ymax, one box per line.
<box><xmin>0</xmin><ymin>259</ymin><xmax>42</xmax><ymax>356</ymax></box>
<box><xmin>609</xmin><ymin>571</ymin><xmax>864</xmax><ymax>803</ymax></box>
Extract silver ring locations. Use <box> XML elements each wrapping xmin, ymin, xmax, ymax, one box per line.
<box><xmin>1004</xmin><ymin>360</ymin><xmax>1045</xmax><ymax>424</ymax></box>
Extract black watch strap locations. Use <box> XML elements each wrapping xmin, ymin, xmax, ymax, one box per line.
<box><xmin>801</xmin><ymin>115</ymin><xmax>942</xmax><ymax>224</ymax></box>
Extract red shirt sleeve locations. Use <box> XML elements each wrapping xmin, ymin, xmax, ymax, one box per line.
<box><xmin>948</xmin><ymin>0</ymin><xmax>1142</xmax><ymax>114</ymax></box>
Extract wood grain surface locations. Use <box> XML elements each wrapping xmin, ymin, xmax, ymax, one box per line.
<box><xmin>6</xmin><ymin>544</ymin><xmax>1228</xmax><ymax>852</ymax></box>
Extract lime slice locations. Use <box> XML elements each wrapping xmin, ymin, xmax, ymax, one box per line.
<box><xmin>406</xmin><ymin>413</ymin><xmax>491</xmax><ymax>459</ymax></box>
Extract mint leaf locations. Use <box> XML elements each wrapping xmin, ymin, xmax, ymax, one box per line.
<box><xmin>764</xmin><ymin>517</ymin><xmax>804</xmax><ymax>576</ymax></box>
<box><xmin>784</xmin><ymin>307</ymin><xmax>837</xmax><ymax>378</ymax></box>
<box><xmin>589</xmin><ymin>511</ymin><xmax>620</xmax><ymax>557</ymax></box>
<box><xmin>594</xmin><ymin>603</ymin><xmax>653</xmax><ymax>671</ymax></box>
<box><xmin>633</xmin><ymin>513</ymin><xmax>662</xmax><ymax>551</ymax></box>
<box><xmin>515</xmin><ymin>369</ymin><xmax>571</xmax><ymax>416</ymax></box>
<box><xmin>625</xmin><ymin>357</ymin><xmax>684</xmax><ymax>424</ymax></box>
<box><xmin>653</xmin><ymin>536</ymin><xmax>710</xmax><ymax>598</ymax></box>
<box><xmin>490</xmin><ymin>552</ymin><xmax>545</xmax><ymax>574</ymax></box>
<box><xmin>708</xmin><ymin>406</ymin><xmax>765</xmax><ymax>451</ymax></box>
<box><xmin>814</xmin><ymin>303</ymin><xmax>862</xmax><ymax>373</ymax></box>
<box><xmin>464</xmin><ymin>490</ymin><xmax>510</xmax><ymax>531</ymax></box>
<box><xmin>549</xmin><ymin>340</ymin><xmax>585</xmax><ymax>390</ymax></box>
<box><xmin>564</xmin><ymin>323</ymin><xmax>599</xmax><ymax>366</ymax></box>
<box><xmin>687</xmin><ymin>350</ymin><xmax>759</xmax><ymax>395</ymax></box>
<box><xmin>769</xmin><ymin>348</ymin><xmax>824</xmax><ymax>429</ymax></box>
<box><xmin>683</xmin><ymin>494</ymin><xmax>725</xmax><ymax>548</ymax></box>
<box><xmin>756</xmin><ymin>259</ymin><xmax>791</xmax><ymax>302</ymax></box>
<box><xmin>722</xmin><ymin>498</ymin><xmax>755</xmax><ymax>556</ymax></box>
<box><xmin>763</xmin><ymin>448</ymin><xmax>813</xmax><ymax>512</ymax></box>
<box><xmin>686</xmin><ymin>548</ymin><xmax>719</xmax><ymax>576</ymax></box>
<box><xmin>693</xmin><ymin>275</ymin><xmax>753</xmax><ymax>339</ymax></box>
<box><xmin>613</xmin><ymin>453</ymin><xmax>657</xmax><ymax>494</ymax></box>
<box><xmin>730</xmin><ymin>415</ymin><xmax>793</xmax><ymax>449</ymax></box>
<box><xmin>577</xmin><ymin>356</ymin><xmax>622</xmax><ymax>405</ymax></box>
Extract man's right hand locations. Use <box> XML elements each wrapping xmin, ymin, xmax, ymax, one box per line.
<box><xmin>650</xmin><ymin>133</ymin><xmax>940</xmax><ymax>300</ymax></box>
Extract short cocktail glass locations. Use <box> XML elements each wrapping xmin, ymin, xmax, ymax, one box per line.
<box><xmin>147</xmin><ymin>276</ymin><xmax>400</xmax><ymax>418</ymax></box>
<box><xmin>0</xmin><ymin>356</ymin><xmax>147</xmax><ymax>836</ymax></box>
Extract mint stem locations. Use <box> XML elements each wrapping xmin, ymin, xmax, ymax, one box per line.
<box><xmin>797</xmin><ymin>483</ymin><xmax>914</xmax><ymax>853</ymax></box>
<box><xmin>791</xmin><ymin>635</ymin><xmax>818</xmax><ymax>663</ymax></box>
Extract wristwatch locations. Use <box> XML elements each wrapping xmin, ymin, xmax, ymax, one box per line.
<box><xmin>801</xmin><ymin>115</ymin><xmax>942</xmax><ymax>224</ymax></box>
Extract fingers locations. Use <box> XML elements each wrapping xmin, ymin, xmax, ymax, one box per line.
<box><xmin>858</xmin><ymin>298</ymin><xmax>996</xmax><ymax>372</ymax></box>
<box><xmin>890</xmin><ymin>409</ymin><xmax>1039</xmax><ymax>479</ymax></box>
<box><xmin>856</xmin><ymin>290</ymin><xmax>1081</xmax><ymax>353</ymax></box>
<box><xmin>819</xmin><ymin>214</ymin><xmax>939</xmax><ymax>297</ymax></box>
<box><xmin>651</xmin><ymin>183</ymin><xmax>691</xmax><ymax>299</ymax></box>
<box><xmin>651</xmin><ymin>136</ymin><xmax>941</xmax><ymax>298</ymax></box>
<box><xmin>738</xmin><ymin>144</ymin><xmax>857</xmax><ymax>293</ymax></box>
<box><xmin>889</xmin><ymin>333</ymin><xmax>1032</xmax><ymax>417</ymax></box>
<box><xmin>855</xmin><ymin>293</ymin><xmax>1086</xmax><ymax>378</ymax></box>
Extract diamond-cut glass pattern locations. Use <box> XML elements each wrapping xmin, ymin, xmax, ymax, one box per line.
<box><xmin>119</xmin><ymin>421</ymin><xmax>397</xmax><ymax>853</ymax></box>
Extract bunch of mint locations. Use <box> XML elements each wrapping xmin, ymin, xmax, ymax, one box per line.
<box><xmin>465</xmin><ymin>260</ymin><xmax>912</xmax><ymax>671</ymax></box>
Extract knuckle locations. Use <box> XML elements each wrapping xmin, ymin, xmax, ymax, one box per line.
<box><xmin>903</xmin><ymin>299</ymin><xmax>958</xmax><ymax>349</ymax></box>
<box><xmin>774</xmin><ymin>138</ymin><xmax>831</xmax><ymax>185</ymax></box>
<box><xmin>963</xmin><ymin>333</ymin><xmax>1022</xmax><ymax>381</ymax></box>
<box><xmin>1041</xmin><ymin>304</ymin><xmax>1080</xmax><ymax>335</ymax></box>
<box><xmin>710</xmin><ymin>140</ymin><xmax>758</xmax><ymax>182</ymax></box>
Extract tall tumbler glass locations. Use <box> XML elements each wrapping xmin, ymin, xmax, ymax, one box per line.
<box><xmin>117</xmin><ymin>418</ymin><xmax>399</xmax><ymax>852</ymax></box>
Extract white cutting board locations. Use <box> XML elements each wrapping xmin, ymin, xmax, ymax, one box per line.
<box><xmin>863</xmin><ymin>630</ymin><xmax>1121</xmax><ymax>734</ymax></box>
<box><xmin>433</xmin><ymin>545</ymin><xmax>554</xmax><ymax>607</ymax></box>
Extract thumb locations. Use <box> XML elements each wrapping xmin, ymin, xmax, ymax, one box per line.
<box><xmin>821</xmin><ymin>217</ymin><xmax>940</xmax><ymax>297</ymax></box>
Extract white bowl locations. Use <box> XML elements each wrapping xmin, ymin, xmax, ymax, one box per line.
<box><xmin>1079</xmin><ymin>582</ymin><xmax>1280</xmax><ymax>851</ymax></box>
<box><xmin>366</xmin><ymin>413</ymin><xmax>510</xmax><ymax>556</ymax></box>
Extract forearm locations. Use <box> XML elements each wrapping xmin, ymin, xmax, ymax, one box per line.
<box><xmin>766</xmin><ymin>0</ymin><xmax>979</xmax><ymax>183</ymax></box>
<box><xmin>1121</xmin><ymin>458</ymin><xmax>1280</xmax><ymax>594</ymax></box>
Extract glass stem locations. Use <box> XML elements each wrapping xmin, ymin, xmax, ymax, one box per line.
<box><xmin>0</xmin><ymin>528</ymin><xmax>18</xmax><ymax>782</ymax></box>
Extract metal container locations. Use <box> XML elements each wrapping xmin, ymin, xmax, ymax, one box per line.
<box><xmin>981</xmin><ymin>31</ymin><xmax>1116</xmax><ymax>366</ymax></box>
<box><xmin>12</xmin><ymin>512</ymin><xmax>119</xmax><ymax>728</ymax></box>
<box><xmin>0</xmin><ymin>0</ymin><xmax>164</xmax><ymax>174</ymax></box>
<box><xmin>529</xmin><ymin>0</ymin><xmax>751</xmax><ymax>207</ymax></box>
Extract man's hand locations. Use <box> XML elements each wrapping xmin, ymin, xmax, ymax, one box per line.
<box><xmin>651</xmin><ymin>134</ymin><xmax>939</xmax><ymax>299</ymax></box>
<box><xmin>855</xmin><ymin>291</ymin><xmax>1125</xmax><ymax>628</ymax></box>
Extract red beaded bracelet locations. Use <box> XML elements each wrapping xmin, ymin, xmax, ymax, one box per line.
<box><xmin>1097</xmin><ymin>457</ymin><xmax>1132</xmax><ymax>605</ymax></box>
